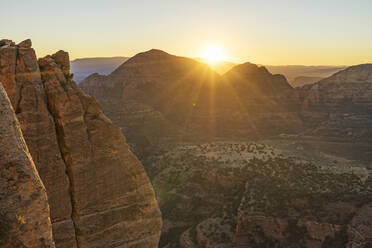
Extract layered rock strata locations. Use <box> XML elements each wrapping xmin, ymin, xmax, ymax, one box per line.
<box><xmin>0</xmin><ymin>39</ymin><xmax>162</xmax><ymax>248</ymax></box>
<box><xmin>0</xmin><ymin>83</ymin><xmax>55</xmax><ymax>247</ymax></box>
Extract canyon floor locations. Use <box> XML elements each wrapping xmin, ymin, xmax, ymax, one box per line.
<box><xmin>137</xmin><ymin>137</ymin><xmax>372</xmax><ymax>247</ymax></box>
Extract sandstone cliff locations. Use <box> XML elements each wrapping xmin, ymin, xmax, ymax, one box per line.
<box><xmin>0</xmin><ymin>83</ymin><xmax>55</xmax><ymax>247</ymax></box>
<box><xmin>298</xmin><ymin>64</ymin><xmax>372</xmax><ymax>141</ymax></box>
<box><xmin>0</xmin><ymin>39</ymin><xmax>162</xmax><ymax>247</ymax></box>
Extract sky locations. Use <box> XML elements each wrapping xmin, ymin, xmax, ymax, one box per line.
<box><xmin>1</xmin><ymin>0</ymin><xmax>372</xmax><ymax>65</ymax></box>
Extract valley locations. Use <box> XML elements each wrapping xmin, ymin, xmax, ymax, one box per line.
<box><xmin>2</xmin><ymin>1</ymin><xmax>372</xmax><ymax>247</ymax></box>
<box><xmin>79</xmin><ymin>49</ymin><xmax>372</xmax><ymax>247</ymax></box>
<box><xmin>143</xmin><ymin>141</ymin><xmax>371</xmax><ymax>247</ymax></box>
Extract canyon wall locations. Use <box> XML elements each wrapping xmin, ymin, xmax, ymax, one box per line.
<box><xmin>0</xmin><ymin>83</ymin><xmax>55</xmax><ymax>247</ymax></box>
<box><xmin>0</xmin><ymin>39</ymin><xmax>162</xmax><ymax>247</ymax></box>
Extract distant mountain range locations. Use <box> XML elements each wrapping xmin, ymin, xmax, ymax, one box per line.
<box><xmin>71</xmin><ymin>56</ymin><xmax>129</xmax><ymax>82</ymax></box>
<box><xmin>72</xmin><ymin>55</ymin><xmax>346</xmax><ymax>87</ymax></box>
<box><xmin>80</xmin><ymin>49</ymin><xmax>302</xmax><ymax>145</ymax></box>
<box><xmin>265</xmin><ymin>65</ymin><xmax>347</xmax><ymax>86</ymax></box>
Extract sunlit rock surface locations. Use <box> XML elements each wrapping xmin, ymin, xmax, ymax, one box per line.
<box><xmin>0</xmin><ymin>39</ymin><xmax>162</xmax><ymax>248</ymax></box>
<box><xmin>0</xmin><ymin>83</ymin><xmax>55</xmax><ymax>247</ymax></box>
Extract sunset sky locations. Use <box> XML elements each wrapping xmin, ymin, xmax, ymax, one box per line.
<box><xmin>2</xmin><ymin>0</ymin><xmax>372</xmax><ymax>65</ymax></box>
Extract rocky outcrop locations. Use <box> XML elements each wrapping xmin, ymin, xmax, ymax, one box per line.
<box><xmin>1</xmin><ymin>38</ymin><xmax>76</xmax><ymax>247</ymax></box>
<box><xmin>301</xmin><ymin>64</ymin><xmax>372</xmax><ymax>109</ymax></box>
<box><xmin>0</xmin><ymin>83</ymin><xmax>55</xmax><ymax>247</ymax></box>
<box><xmin>0</xmin><ymin>39</ymin><xmax>161</xmax><ymax>247</ymax></box>
<box><xmin>298</xmin><ymin>64</ymin><xmax>372</xmax><ymax>141</ymax></box>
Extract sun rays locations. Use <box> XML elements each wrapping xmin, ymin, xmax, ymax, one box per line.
<box><xmin>202</xmin><ymin>45</ymin><xmax>224</xmax><ymax>64</ymax></box>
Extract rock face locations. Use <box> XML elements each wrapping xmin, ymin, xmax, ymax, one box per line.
<box><xmin>301</xmin><ymin>64</ymin><xmax>372</xmax><ymax>109</ymax></box>
<box><xmin>298</xmin><ymin>64</ymin><xmax>372</xmax><ymax>141</ymax></box>
<box><xmin>0</xmin><ymin>39</ymin><xmax>161</xmax><ymax>247</ymax></box>
<box><xmin>0</xmin><ymin>38</ymin><xmax>76</xmax><ymax>247</ymax></box>
<box><xmin>0</xmin><ymin>83</ymin><xmax>55</xmax><ymax>247</ymax></box>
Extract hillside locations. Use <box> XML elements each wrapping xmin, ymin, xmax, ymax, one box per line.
<box><xmin>80</xmin><ymin>50</ymin><xmax>302</xmax><ymax>154</ymax></box>
<box><xmin>298</xmin><ymin>64</ymin><xmax>372</xmax><ymax>141</ymax></box>
<box><xmin>291</xmin><ymin>76</ymin><xmax>324</xmax><ymax>87</ymax></box>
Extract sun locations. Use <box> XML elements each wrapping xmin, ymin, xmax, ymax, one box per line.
<box><xmin>202</xmin><ymin>46</ymin><xmax>224</xmax><ymax>63</ymax></box>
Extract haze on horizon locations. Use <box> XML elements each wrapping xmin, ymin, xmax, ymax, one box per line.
<box><xmin>1</xmin><ymin>0</ymin><xmax>372</xmax><ymax>65</ymax></box>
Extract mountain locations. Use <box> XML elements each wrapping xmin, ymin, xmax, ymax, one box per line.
<box><xmin>298</xmin><ymin>63</ymin><xmax>372</xmax><ymax>141</ymax></box>
<box><xmin>265</xmin><ymin>65</ymin><xmax>346</xmax><ymax>83</ymax></box>
<box><xmin>80</xmin><ymin>49</ymin><xmax>221</xmax><ymax>155</ymax></box>
<box><xmin>80</xmin><ymin>50</ymin><xmax>302</xmax><ymax>154</ymax></box>
<box><xmin>0</xmin><ymin>39</ymin><xmax>161</xmax><ymax>247</ymax></box>
<box><xmin>80</xmin><ymin>49</ymin><xmax>372</xmax><ymax>247</ymax></box>
<box><xmin>291</xmin><ymin>76</ymin><xmax>324</xmax><ymax>87</ymax></box>
<box><xmin>70</xmin><ymin>57</ymin><xmax>128</xmax><ymax>82</ymax></box>
<box><xmin>74</xmin><ymin>56</ymin><xmax>345</xmax><ymax>87</ymax></box>
<box><xmin>223</xmin><ymin>62</ymin><xmax>293</xmax><ymax>96</ymax></box>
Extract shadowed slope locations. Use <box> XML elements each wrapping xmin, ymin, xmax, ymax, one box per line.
<box><xmin>80</xmin><ymin>50</ymin><xmax>302</xmax><ymax>154</ymax></box>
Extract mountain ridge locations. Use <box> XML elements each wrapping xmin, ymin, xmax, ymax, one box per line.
<box><xmin>75</xmin><ymin>52</ymin><xmax>347</xmax><ymax>87</ymax></box>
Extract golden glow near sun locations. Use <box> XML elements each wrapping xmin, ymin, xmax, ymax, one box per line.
<box><xmin>202</xmin><ymin>46</ymin><xmax>224</xmax><ymax>63</ymax></box>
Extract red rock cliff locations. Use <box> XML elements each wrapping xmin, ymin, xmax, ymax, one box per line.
<box><xmin>0</xmin><ymin>39</ymin><xmax>162</xmax><ymax>248</ymax></box>
<box><xmin>0</xmin><ymin>83</ymin><xmax>55</xmax><ymax>247</ymax></box>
